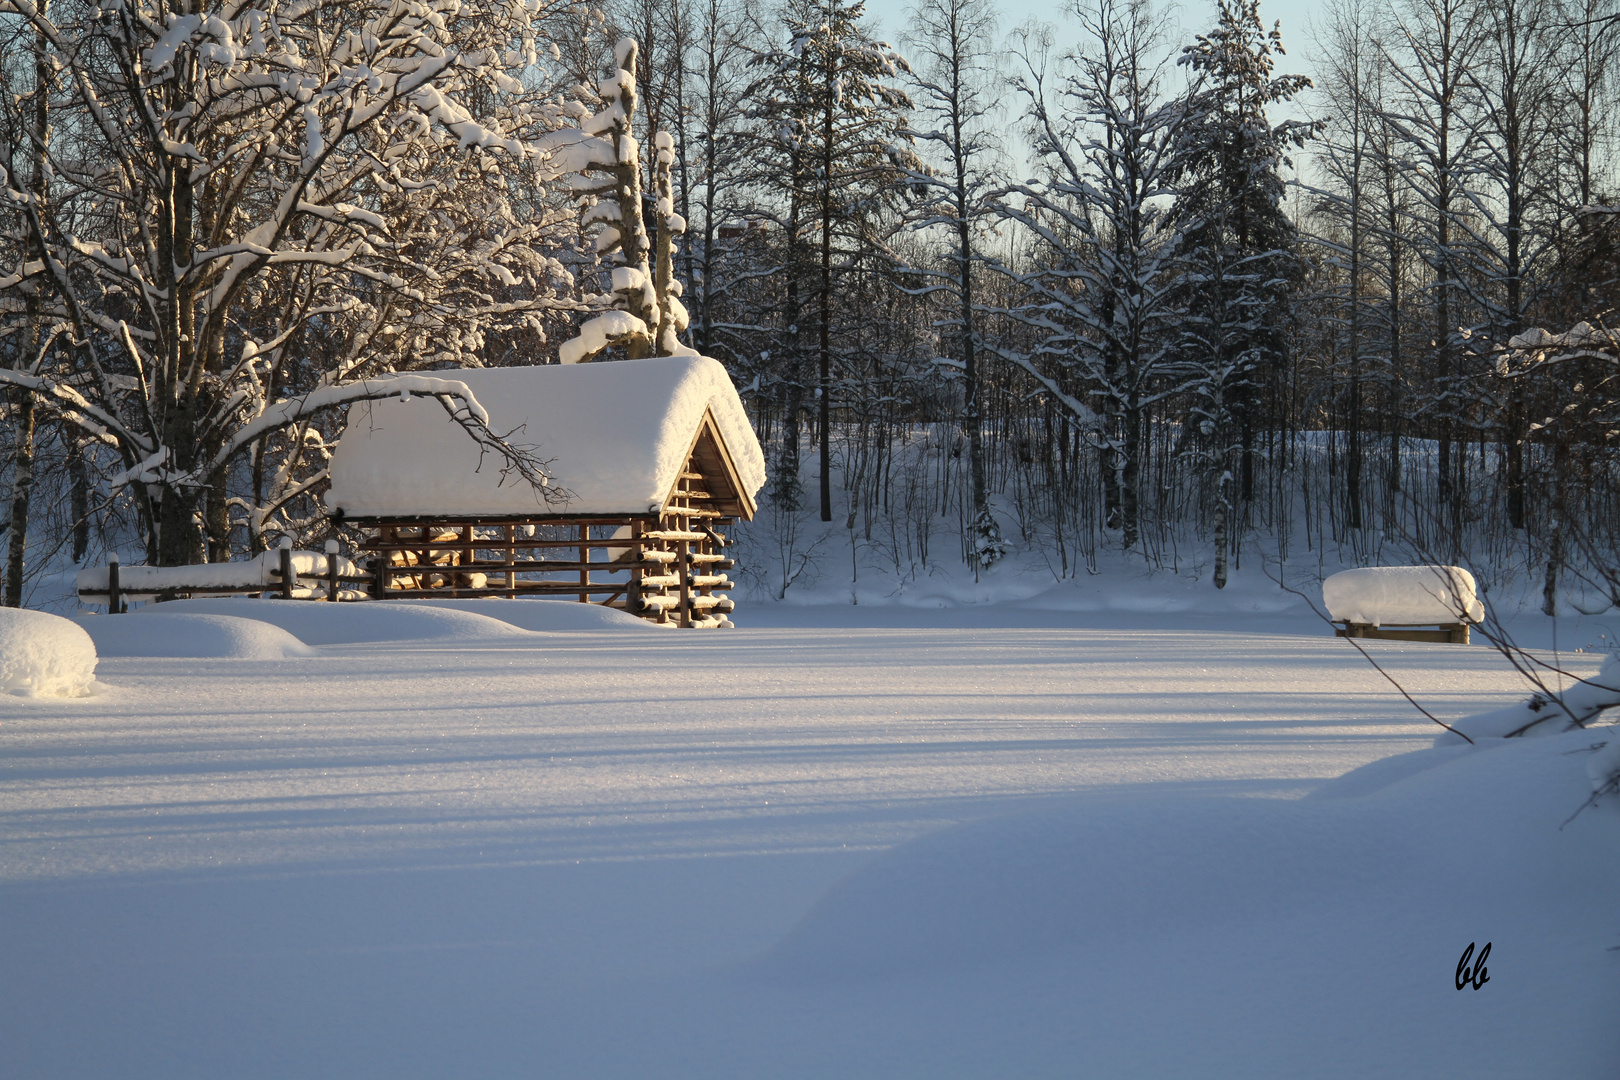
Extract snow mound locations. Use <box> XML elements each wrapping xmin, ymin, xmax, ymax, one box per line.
<box><xmin>766</xmin><ymin>790</ymin><xmax>1410</xmax><ymax>978</ymax></box>
<box><xmin>141</xmin><ymin>599</ymin><xmax>534</xmax><ymax>646</ymax></box>
<box><xmin>1436</xmin><ymin>652</ymin><xmax>1620</xmax><ymax>744</ymax></box>
<box><xmin>1321</xmin><ymin>564</ymin><xmax>1485</xmax><ymax>625</ymax></box>
<box><xmin>78</xmin><ymin>613</ymin><xmax>314</xmax><ymax>659</ymax></box>
<box><xmin>763</xmin><ymin>738</ymin><xmax>1610</xmax><ymax>978</ymax></box>
<box><xmin>403</xmin><ymin>598</ymin><xmax>654</xmax><ymax>631</ymax></box>
<box><xmin>0</xmin><ymin>608</ymin><xmax>97</xmax><ymax>697</ymax></box>
<box><xmin>1305</xmin><ymin>744</ymin><xmax>1476</xmax><ymax>798</ymax></box>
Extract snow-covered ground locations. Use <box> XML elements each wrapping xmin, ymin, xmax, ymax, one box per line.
<box><xmin>2</xmin><ymin>595</ymin><xmax>1617</xmax><ymax>1078</ymax></box>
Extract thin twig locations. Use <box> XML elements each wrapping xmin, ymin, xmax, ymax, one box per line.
<box><xmin>1395</xmin><ymin>494</ymin><xmax>1612</xmax><ymax>733</ymax></box>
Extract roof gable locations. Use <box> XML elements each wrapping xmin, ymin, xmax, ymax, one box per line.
<box><xmin>666</xmin><ymin>409</ymin><xmax>756</xmax><ymax>519</ymax></box>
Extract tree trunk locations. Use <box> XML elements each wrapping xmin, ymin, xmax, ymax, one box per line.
<box><xmin>157</xmin><ymin>396</ymin><xmax>207</xmax><ymax>566</ymax></box>
<box><xmin>1385</xmin><ymin>217</ymin><xmax>1402</xmax><ymax>525</ymax></box>
<box><xmin>1504</xmin><ymin>382</ymin><xmax>1526</xmax><ymax>530</ymax></box>
<box><xmin>207</xmin><ymin>470</ymin><xmax>231</xmax><ymax>562</ymax></box>
<box><xmin>1542</xmin><ymin>522</ymin><xmax>1560</xmax><ymax>617</ymax></box>
<box><xmin>777</xmin><ymin>384</ymin><xmax>803</xmax><ymax>512</ymax></box>
<box><xmin>1347</xmin><ymin>354</ymin><xmax>1363</xmax><ymax>530</ymax></box>
<box><xmin>4</xmin><ymin>391</ymin><xmax>35</xmax><ymax>607</ymax></box>
<box><xmin>818</xmin><ymin>72</ymin><xmax>835</xmax><ymax>523</ymax></box>
<box><xmin>1542</xmin><ymin>437</ymin><xmax>1568</xmax><ymax>616</ymax></box>
<box><xmin>1122</xmin><ymin>394</ymin><xmax>1141</xmax><ymax>551</ymax></box>
<box><xmin>6</xmin><ymin>7</ymin><xmax>48</xmax><ymax>605</ymax></box>
<box><xmin>69</xmin><ymin>441</ymin><xmax>89</xmax><ymax>564</ymax></box>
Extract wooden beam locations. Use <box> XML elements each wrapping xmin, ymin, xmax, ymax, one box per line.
<box><xmin>360</xmin><ymin>536</ymin><xmax>654</xmax><ymax>552</ymax></box>
<box><xmin>579</xmin><ymin>522</ymin><xmax>590</xmax><ymax>603</ymax></box>
<box><xmin>377</xmin><ymin>581</ymin><xmax>643</xmax><ymax>597</ymax></box>
<box><xmin>504</xmin><ymin>523</ymin><xmax>516</xmax><ymax>598</ymax></box>
<box><xmin>343</xmin><ymin>515</ymin><xmax>657</xmax><ymax>527</ymax></box>
<box><xmin>1335</xmin><ymin>622</ymin><xmax>1471</xmax><ymax>645</ymax></box>
<box><xmin>677</xmin><ymin>537</ymin><xmax>691</xmax><ymax>628</ymax></box>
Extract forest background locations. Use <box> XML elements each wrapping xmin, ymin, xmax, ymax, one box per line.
<box><xmin>1</xmin><ymin>0</ymin><xmax>1617</xmax><ymax>613</ymax></box>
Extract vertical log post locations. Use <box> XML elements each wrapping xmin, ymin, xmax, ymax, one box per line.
<box><xmin>628</xmin><ymin>519</ymin><xmax>644</xmax><ymax>616</ymax></box>
<box><xmin>107</xmin><ymin>552</ymin><xmax>122</xmax><ymax>614</ymax></box>
<box><xmin>697</xmin><ymin>530</ymin><xmax>713</xmax><ymax>618</ymax></box>
<box><xmin>417</xmin><ymin>524</ymin><xmax>430</xmax><ymax>591</ymax></box>
<box><xmin>579</xmin><ymin>523</ymin><xmax>590</xmax><ymax>603</ymax></box>
<box><xmin>279</xmin><ymin>540</ymin><xmax>294</xmax><ymax>600</ymax></box>
<box><xmin>373</xmin><ymin>527</ymin><xmax>391</xmax><ymax>599</ymax></box>
<box><xmin>325</xmin><ymin>538</ymin><xmax>340</xmax><ymax>601</ymax></box>
<box><xmin>459</xmin><ymin>524</ymin><xmax>473</xmax><ymax>598</ymax></box>
<box><xmin>505</xmin><ymin>524</ymin><xmax>516</xmax><ymax>598</ymax></box>
<box><xmin>676</xmin><ymin>537</ymin><xmax>691</xmax><ymax>627</ymax></box>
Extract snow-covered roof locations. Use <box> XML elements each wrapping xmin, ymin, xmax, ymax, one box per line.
<box><xmin>326</xmin><ymin>356</ymin><xmax>765</xmax><ymax>520</ymax></box>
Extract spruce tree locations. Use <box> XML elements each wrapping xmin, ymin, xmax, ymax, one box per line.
<box><xmin>752</xmin><ymin>0</ymin><xmax>913</xmax><ymax>520</ymax></box>
<box><xmin>1169</xmin><ymin>0</ymin><xmax>1312</xmax><ymax>587</ymax></box>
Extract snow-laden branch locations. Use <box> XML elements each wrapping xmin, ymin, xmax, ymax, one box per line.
<box><xmin>208</xmin><ymin>375</ymin><xmax>557</xmax><ymax>505</ymax></box>
<box><xmin>0</xmin><ymin>0</ymin><xmax>587</xmax><ymax>561</ymax></box>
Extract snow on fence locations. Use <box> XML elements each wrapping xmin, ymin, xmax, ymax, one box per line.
<box><xmin>77</xmin><ymin>542</ymin><xmax>369</xmax><ymax>611</ymax></box>
<box><xmin>1322</xmin><ymin>565</ymin><xmax>1485</xmax><ymax>644</ymax></box>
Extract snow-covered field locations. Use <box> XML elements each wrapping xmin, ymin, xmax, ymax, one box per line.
<box><xmin>2</xmin><ymin>594</ymin><xmax>1617</xmax><ymax>1078</ymax></box>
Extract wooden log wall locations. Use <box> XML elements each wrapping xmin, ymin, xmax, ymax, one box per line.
<box><xmin>352</xmin><ymin>442</ymin><xmax>740</xmax><ymax>626</ymax></box>
<box><xmin>639</xmin><ymin>466</ymin><xmax>737</xmax><ymax>628</ymax></box>
<box><xmin>359</xmin><ymin>503</ymin><xmax>736</xmax><ymax>626</ymax></box>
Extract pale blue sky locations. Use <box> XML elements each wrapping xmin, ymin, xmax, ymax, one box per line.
<box><xmin>860</xmin><ymin>0</ymin><xmax>1327</xmax><ymax>77</ymax></box>
<box><xmin>860</xmin><ymin>0</ymin><xmax>1328</xmax><ymax>173</ymax></box>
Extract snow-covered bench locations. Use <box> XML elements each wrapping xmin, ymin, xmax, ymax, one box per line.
<box><xmin>1322</xmin><ymin>566</ymin><xmax>1484</xmax><ymax>645</ymax></box>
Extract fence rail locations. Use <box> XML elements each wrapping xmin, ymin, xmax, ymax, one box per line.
<box><xmin>78</xmin><ymin>546</ymin><xmax>365</xmax><ymax>612</ymax></box>
<box><xmin>76</xmin><ymin>534</ymin><xmax>737</xmax><ymax>626</ymax></box>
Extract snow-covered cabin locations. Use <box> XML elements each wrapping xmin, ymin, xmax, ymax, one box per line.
<box><xmin>326</xmin><ymin>356</ymin><xmax>765</xmax><ymax>627</ymax></box>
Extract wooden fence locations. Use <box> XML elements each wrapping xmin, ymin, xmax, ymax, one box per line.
<box><xmin>77</xmin><ymin>544</ymin><xmax>368</xmax><ymax>613</ymax></box>
<box><xmin>77</xmin><ymin>526</ymin><xmax>737</xmax><ymax>627</ymax></box>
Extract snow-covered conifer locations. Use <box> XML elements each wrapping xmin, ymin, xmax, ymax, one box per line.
<box><xmin>1168</xmin><ymin>0</ymin><xmax>1312</xmax><ymax>587</ymax></box>
<box><xmin>555</xmin><ymin>38</ymin><xmax>694</xmax><ymax>363</ymax></box>
<box><xmin>651</xmin><ymin>129</ymin><xmax>699</xmax><ymax>357</ymax></box>
<box><xmin>751</xmin><ymin>0</ymin><xmax>915</xmax><ymax>520</ymax></box>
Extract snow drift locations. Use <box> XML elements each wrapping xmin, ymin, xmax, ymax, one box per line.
<box><xmin>1322</xmin><ymin>564</ymin><xmax>1485</xmax><ymax>625</ymax></box>
<box><xmin>1438</xmin><ymin>652</ymin><xmax>1620</xmax><ymax>743</ymax></box>
<box><xmin>144</xmin><ymin>598</ymin><xmax>534</xmax><ymax>646</ymax></box>
<box><xmin>78</xmin><ymin>613</ymin><xmax>314</xmax><ymax>659</ymax></box>
<box><xmin>404</xmin><ymin>598</ymin><xmax>654</xmax><ymax>631</ymax></box>
<box><xmin>760</xmin><ymin>729</ymin><xmax>1620</xmax><ymax>1077</ymax></box>
<box><xmin>0</xmin><ymin>608</ymin><xmax>97</xmax><ymax>697</ymax></box>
